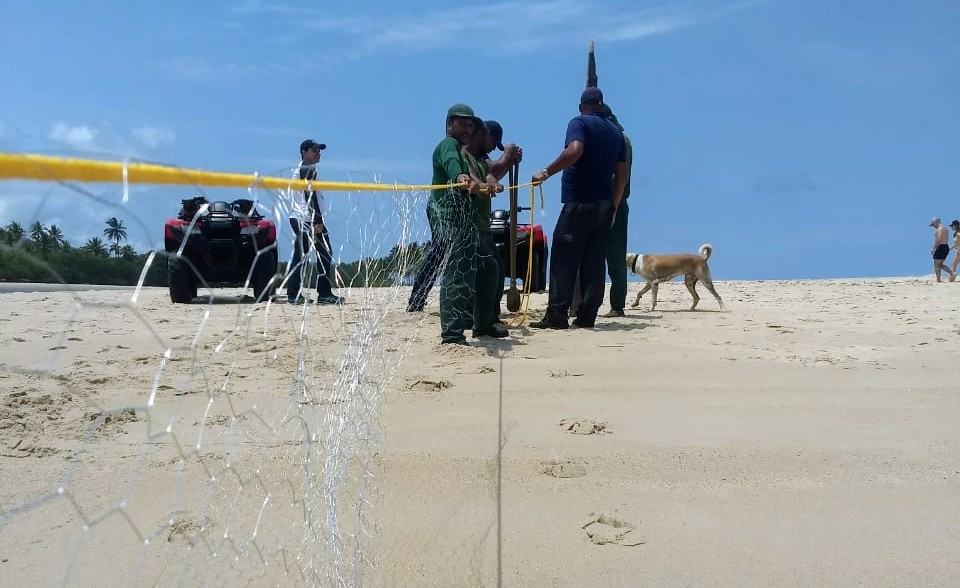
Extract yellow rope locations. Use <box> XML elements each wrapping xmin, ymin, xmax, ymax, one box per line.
<box><xmin>0</xmin><ymin>152</ymin><xmax>546</xmax><ymax>193</ymax></box>
<box><xmin>0</xmin><ymin>152</ymin><xmax>461</xmax><ymax>192</ymax></box>
<box><xmin>507</xmin><ymin>183</ymin><xmax>545</xmax><ymax>327</ymax></box>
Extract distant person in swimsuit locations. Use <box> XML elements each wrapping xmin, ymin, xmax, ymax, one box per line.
<box><xmin>929</xmin><ymin>217</ymin><xmax>954</xmax><ymax>282</ymax></box>
<box><xmin>948</xmin><ymin>219</ymin><xmax>960</xmax><ymax>282</ymax></box>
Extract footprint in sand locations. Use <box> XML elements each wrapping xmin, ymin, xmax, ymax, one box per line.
<box><xmin>166</xmin><ymin>514</ymin><xmax>208</xmax><ymax>543</ymax></box>
<box><xmin>407</xmin><ymin>378</ymin><xmax>453</xmax><ymax>393</ymax></box>
<box><xmin>559</xmin><ymin>418</ymin><xmax>609</xmax><ymax>435</ymax></box>
<box><xmin>582</xmin><ymin>513</ymin><xmax>644</xmax><ymax>546</ymax></box>
<box><xmin>548</xmin><ymin>369</ymin><xmax>584</xmax><ymax>378</ymax></box>
<box><xmin>86</xmin><ymin>408</ymin><xmax>140</xmax><ymax>436</ymax></box>
<box><xmin>539</xmin><ymin>459</ymin><xmax>587</xmax><ymax>478</ymax></box>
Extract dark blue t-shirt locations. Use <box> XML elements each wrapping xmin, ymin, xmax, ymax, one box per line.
<box><xmin>559</xmin><ymin>112</ymin><xmax>626</xmax><ymax>203</ymax></box>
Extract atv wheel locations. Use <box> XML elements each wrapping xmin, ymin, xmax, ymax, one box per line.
<box><xmin>168</xmin><ymin>256</ymin><xmax>194</xmax><ymax>303</ymax></box>
<box><xmin>252</xmin><ymin>250</ymin><xmax>278</xmax><ymax>302</ymax></box>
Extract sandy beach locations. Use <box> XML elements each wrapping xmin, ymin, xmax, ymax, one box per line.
<box><xmin>1</xmin><ymin>277</ymin><xmax>958</xmax><ymax>586</ymax></box>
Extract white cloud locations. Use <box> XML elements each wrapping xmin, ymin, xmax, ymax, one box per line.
<box><xmin>232</xmin><ymin>0</ymin><xmax>771</xmax><ymax>60</ymax></box>
<box><xmin>133</xmin><ymin>125</ymin><xmax>176</xmax><ymax>149</ymax></box>
<box><xmin>159</xmin><ymin>55</ymin><xmax>305</xmax><ymax>82</ymax></box>
<box><xmin>0</xmin><ymin>182</ymin><xmax>171</xmax><ymax>253</ymax></box>
<box><xmin>601</xmin><ymin>16</ymin><xmax>690</xmax><ymax>41</ymax></box>
<box><xmin>49</xmin><ymin>123</ymin><xmax>99</xmax><ymax>150</ymax></box>
<box><xmin>162</xmin><ymin>0</ymin><xmax>772</xmax><ymax>81</ymax></box>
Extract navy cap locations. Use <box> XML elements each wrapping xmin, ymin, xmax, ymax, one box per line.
<box><xmin>300</xmin><ymin>139</ymin><xmax>326</xmax><ymax>152</ymax></box>
<box><xmin>484</xmin><ymin>120</ymin><xmax>505</xmax><ymax>151</ymax></box>
<box><xmin>580</xmin><ymin>87</ymin><xmax>604</xmax><ymax>105</ymax></box>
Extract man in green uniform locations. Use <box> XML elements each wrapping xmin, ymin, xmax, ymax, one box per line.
<box><xmin>462</xmin><ymin>123</ymin><xmax>509</xmax><ymax>338</ymax></box>
<box><xmin>431</xmin><ymin>103</ymin><xmax>483</xmax><ymax>345</ymax></box>
<box><xmin>481</xmin><ymin>120</ymin><xmax>522</xmax><ymax>321</ymax></box>
<box><xmin>602</xmin><ymin>104</ymin><xmax>633</xmax><ymax>317</ymax></box>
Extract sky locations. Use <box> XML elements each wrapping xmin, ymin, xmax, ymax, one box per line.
<box><xmin>0</xmin><ymin>0</ymin><xmax>957</xmax><ymax>280</ymax></box>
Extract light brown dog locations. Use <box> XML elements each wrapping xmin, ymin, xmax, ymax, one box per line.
<box><xmin>627</xmin><ymin>244</ymin><xmax>724</xmax><ymax>311</ymax></box>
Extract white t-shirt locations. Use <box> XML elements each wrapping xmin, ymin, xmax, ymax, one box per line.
<box><xmin>288</xmin><ymin>162</ymin><xmax>325</xmax><ymax>222</ymax></box>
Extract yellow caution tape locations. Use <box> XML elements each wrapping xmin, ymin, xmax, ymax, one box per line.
<box><xmin>0</xmin><ymin>152</ymin><xmax>547</xmax><ymax>194</ymax></box>
<box><xmin>0</xmin><ymin>152</ymin><xmax>460</xmax><ymax>192</ymax></box>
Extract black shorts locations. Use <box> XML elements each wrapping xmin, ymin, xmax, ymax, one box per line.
<box><xmin>933</xmin><ymin>244</ymin><xmax>950</xmax><ymax>260</ymax></box>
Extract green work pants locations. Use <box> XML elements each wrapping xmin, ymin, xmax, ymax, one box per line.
<box><xmin>474</xmin><ymin>231</ymin><xmax>502</xmax><ymax>332</ymax></box>
<box><xmin>605</xmin><ymin>199</ymin><xmax>629</xmax><ymax>312</ymax></box>
<box><xmin>433</xmin><ymin>193</ymin><xmax>478</xmax><ymax>344</ymax></box>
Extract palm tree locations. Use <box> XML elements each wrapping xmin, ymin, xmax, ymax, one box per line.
<box><xmin>118</xmin><ymin>244</ymin><xmax>137</xmax><ymax>261</ymax></box>
<box><xmin>29</xmin><ymin>221</ymin><xmax>47</xmax><ymax>244</ymax></box>
<box><xmin>3</xmin><ymin>221</ymin><xmax>25</xmax><ymax>246</ymax></box>
<box><xmin>82</xmin><ymin>237</ymin><xmax>109</xmax><ymax>257</ymax></box>
<box><xmin>28</xmin><ymin>221</ymin><xmax>55</xmax><ymax>256</ymax></box>
<box><xmin>47</xmin><ymin>225</ymin><xmax>67</xmax><ymax>250</ymax></box>
<box><xmin>104</xmin><ymin>217</ymin><xmax>128</xmax><ymax>257</ymax></box>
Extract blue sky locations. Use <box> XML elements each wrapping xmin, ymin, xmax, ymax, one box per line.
<box><xmin>1</xmin><ymin>0</ymin><xmax>957</xmax><ymax>279</ymax></box>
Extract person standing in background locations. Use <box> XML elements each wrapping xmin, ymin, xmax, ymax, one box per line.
<box><xmin>601</xmin><ymin>104</ymin><xmax>632</xmax><ymax>317</ymax></box>
<box><xmin>287</xmin><ymin>139</ymin><xmax>344</xmax><ymax>305</ymax></box>
<box><xmin>948</xmin><ymin>219</ymin><xmax>960</xmax><ymax>282</ymax></box>
<box><xmin>929</xmin><ymin>217</ymin><xmax>953</xmax><ymax>283</ymax></box>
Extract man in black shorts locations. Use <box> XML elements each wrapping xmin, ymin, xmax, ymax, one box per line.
<box><xmin>930</xmin><ymin>217</ymin><xmax>954</xmax><ymax>282</ymax></box>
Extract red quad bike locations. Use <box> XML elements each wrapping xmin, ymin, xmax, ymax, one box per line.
<box><xmin>163</xmin><ymin>197</ymin><xmax>278</xmax><ymax>303</ymax></box>
<box><xmin>489</xmin><ymin>208</ymin><xmax>549</xmax><ymax>293</ymax></box>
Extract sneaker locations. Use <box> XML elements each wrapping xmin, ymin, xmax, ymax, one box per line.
<box><xmin>603</xmin><ymin>309</ymin><xmax>625</xmax><ymax>318</ymax></box>
<box><xmin>529</xmin><ymin>319</ymin><xmax>568</xmax><ymax>330</ymax></box>
<box><xmin>316</xmin><ymin>295</ymin><xmax>345</xmax><ymax>305</ymax></box>
<box><xmin>288</xmin><ymin>296</ymin><xmax>307</xmax><ymax>304</ymax></box>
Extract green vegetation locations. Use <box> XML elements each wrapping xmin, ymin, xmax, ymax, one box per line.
<box><xmin>1</xmin><ymin>219</ymin><xmax>430</xmax><ymax>288</ymax></box>
<box><xmin>337</xmin><ymin>242</ymin><xmax>430</xmax><ymax>288</ymax></box>
<box><xmin>0</xmin><ymin>218</ymin><xmax>166</xmax><ymax>286</ymax></box>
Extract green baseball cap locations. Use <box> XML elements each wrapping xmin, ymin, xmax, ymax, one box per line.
<box><xmin>446</xmin><ymin>103</ymin><xmax>481</xmax><ymax>123</ymax></box>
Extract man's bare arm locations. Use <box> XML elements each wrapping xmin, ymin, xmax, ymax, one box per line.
<box><xmin>484</xmin><ymin>173</ymin><xmax>504</xmax><ymax>194</ymax></box>
<box><xmin>532</xmin><ymin>141</ymin><xmax>583</xmax><ymax>183</ymax></box>
<box><xmin>487</xmin><ymin>144</ymin><xmax>522</xmax><ymax>180</ymax></box>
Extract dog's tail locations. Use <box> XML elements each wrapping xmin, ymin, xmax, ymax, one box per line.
<box><xmin>699</xmin><ymin>243</ymin><xmax>713</xmax><ymax>260</ymax></box>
